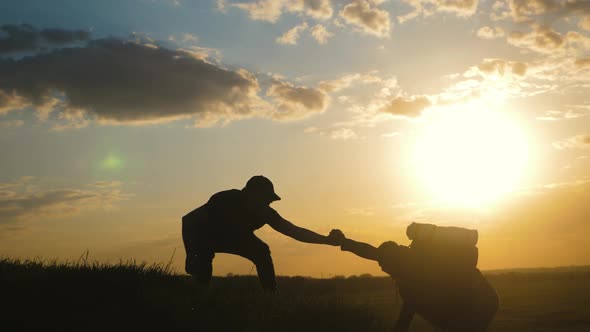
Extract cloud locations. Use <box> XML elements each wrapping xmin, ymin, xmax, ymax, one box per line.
<box><xmin>507</xmin><ymin>24</ymin><xmax>565</xmax><ymax>53</ymax></box>
<box><xmin>558</xmin><ymin>1</ymin><xmax>590</xmax><ymax>31</ymax></box>
<box><xmin>176</xmin><ymin>45</ymin><xmax>223</xmax><ymax>62</ymax></box>
<box><xmin>168</xmin><ymin>33</ymin><xmax>198</xmax><ymax>43</ymax></box>
<box><xmin>536</xmin><ymin>109</ymin><xmax>588</xmax><ymax>121</ymax></box>
<box><xmin>398</xmin><ymin>0</ymin><xmax>479</xmax><ymax>23</ymax></box>
<box><xmin>303</xmin><ymin>126</ymin><xmax>320</xmax><ymax>133</ymax></box>
<box><xmin>90</xmin><ymin>181</ymin><xmax>125</xmax><ymax>188</ymax></box>
<box><xmin>231</xmin><ymin>0</ymin><xmax>285</xmax><ymax>22</ymax></box>
<box><xmin>318</xmin><ymin>72</ymin><xmax>381</xmax><ymax>93</ymax></box>
<box><xmin>380</xmin><ymin>96</ymin><xmax>431</xmax><ymax>118</ymax></box>
<box><xmin>340</xmin><ymin>0</ymin><xmax>391</xmax><ymax>37</ymax></box>
<box><xmin>506</xmin><ymin>25</ymin><xmax>590</xmax><ymax>56</ymax></box>
<box><xmin>330</xmin><ymin>128</ymin><xmax>358</xmax><ymax>140</ymax></box>
<box><xmin>0</xmin><ymin>24</ymin><xmax>91</xmax><ymax>54</ymax></box>
<box><xmin>0</xmin><ymin>38</ymin><xmax>270</xmax><ymax>127</ymax></box>
<box><xmin>310</xmin><ymin>24</ymin><xmax>334</xmax><ymax>44</ymax></box>
<box><xmin>216</xmin><ymin>0</ymin><xmax>227</xmax><ymax>12</ymax></box>
<box><xmin>475</xmin><ymin>58</ymin><xmax>528</xmax><ymax>77</ymax></box>
<box><xmin>434</xmin><ymin>0</ymin><xmax>479</xmax><ymax>15</ymax></box>
<box><xmin>266</xmin><ymin>78</ymin><xmax>329</xmax><ymax>120</ymax></box>
<box><xmin>566</xmin><ymin>31</ymin><xmax>590</xmax><ymax>54</ymax></box>
<box><xmin>0</xmin><ymin>180</ymin><xmax>133</xmax><ymax>223</ymax></box>
<box><xmin>493</xmin><ymin>0</ymin><xmax>590</xmax><ymax>30</ymax></box>
<box><xmin>303</xmin><ymin>126</ymin><xmax>360</xmax><ymax>140</ymax></box>
<box><xmin>345</xmin><ymin>207</ymin><xmax>374</xmax><ymax>216</ymax></box>
<box><xmin>507</xmin><ymin>0</ymin><xmax>558</xmax><ymax>22</ymax></box>
<box><xmin>381</xmin><ymin>131</ymin><xmax>401</xmax><ymax>138</ymax></box>
<box><xmin>0</xmin><ymin>90</ymin><xmax>28</xmax><ymax>115</ymax></box>
<box><xmin>276</xmin><ymin>22</ymin><xmax>309</xmax><ymax>45</ymax></box>
<box><xmin>476</xmin><ymin>26</ymin><xmax>505</xmax><ymax>39</ymax></box>
<box><xmin>431</xmin><ymin>57</ymin><xmax>566</xmax><ymax>108</ymax></box>
<box><xmin>231</xmin><ymin>0</ymin><xmax>333</xmax><ymax>22</ymax></box>
<box><xmin>575</xmin><ymin>57</ymin><xmax>590</xmax><ymax>68</ymax></box>
<box><xmin>317</xmin><ymin>75</ymin><xmax>407</xmax><ymax>128</ymax></box>
<box><xmin>490</xmin><ymin>0</ymin><xmax>511</xmax><ymax>21</ymax></box>
<box><xmin>0</xmin><ymin>120</ymin><xmax>24</xmax><ymax>128</ymax></box>
<box><xmin>553</xmin><ymin>134</ymin><xmax>590</xmax><ymax>150</ymax></box>
<box><xmin>287</xmin><ymin>0</ymin><xmax>334</xmax><ymax>19</ymax></box>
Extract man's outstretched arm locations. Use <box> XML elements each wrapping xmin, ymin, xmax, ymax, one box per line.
<box><xmin>267</xmin><ymin>211</ymin><xmax>338</xmax><ymax>245</ymax></box>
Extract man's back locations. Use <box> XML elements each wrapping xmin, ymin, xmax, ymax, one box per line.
<box><xmin>183</xmin><ymin>189</ymin><xmax>272</xmax><ymax>234</ymax></box>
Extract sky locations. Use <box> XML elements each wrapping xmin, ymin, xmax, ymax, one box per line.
<box><xmin>1</xmin><ymin>0</ymin><xmax>589</xmax><ymax>277</ymax></box>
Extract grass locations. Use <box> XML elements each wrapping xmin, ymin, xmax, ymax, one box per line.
<box><xmin>1</xmin><ymin>257</ymin><xmax>590</xmax><ymax>331</ymax></box>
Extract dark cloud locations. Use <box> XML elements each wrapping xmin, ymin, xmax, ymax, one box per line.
<box><xmin>0</xmin><ymin>24</ymin><xmax>90</xmax><ymax>54</ymax></box>
<box><xmin>266</xmin><ymin>78</ymin><xmax>329</xmax><ymax>120</ymax></box>
<box><xmin>0</xmin><ymin>25</ymin><xmax>337</xmax><ymax>127</ymax></box>
<box><xmin>380</xmin><ymin>96</ymin><xmax>431</xmax><ymax>118</ymax></box>
<box><xmin>0</xmin><ymin>38</ymin><xmax>267</xmax><ymax>126</ymax></box>
<box><xmin>0</xmin><ymin>181</ymin><xmax>132</xmax><ymax>223</ymax></box>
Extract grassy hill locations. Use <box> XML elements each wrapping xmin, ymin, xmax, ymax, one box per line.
<box><xmin>2</xmin><ymin>257</ymin><xmax>590</xmax><ymax>331</ymax></box>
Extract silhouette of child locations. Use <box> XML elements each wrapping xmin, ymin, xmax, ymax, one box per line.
<box><xmin>329</xmin><ymin>229</ymin><xmax>498</xmax><ymax>332</ymax></box>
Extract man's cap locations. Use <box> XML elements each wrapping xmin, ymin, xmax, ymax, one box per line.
<box><xmin>244</xmin><ymin>175</ymin><xmax>281</xmax><ymax>201</ymax></box>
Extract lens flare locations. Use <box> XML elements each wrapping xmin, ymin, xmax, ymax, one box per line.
<box><xmin>100</xmin><ymin>154</ymin><xmax>124</xmax><ymax>171</ymax></box>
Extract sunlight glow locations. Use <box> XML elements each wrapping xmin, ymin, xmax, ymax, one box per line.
<box><xmin>413</xmin><ymin>107</ymin><xmax>529</xmax><ymax>208</ymax></box>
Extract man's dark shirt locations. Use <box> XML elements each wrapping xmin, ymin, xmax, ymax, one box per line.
<box><xmin>183</xmin><ymin>189</ymin><xmax>280</xmax><ymax>236</ymax></box>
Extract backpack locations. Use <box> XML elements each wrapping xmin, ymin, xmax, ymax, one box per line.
<box><xmin>406</xmin><ymin>222</ymin><xmax>479</xmax><ymax>272</ymax></box>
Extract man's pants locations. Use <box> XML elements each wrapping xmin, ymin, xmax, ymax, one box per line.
<box><xmin>182</xmin><ymin>219</ymin><xmax>277</xmax><ymax>291</ymax></box>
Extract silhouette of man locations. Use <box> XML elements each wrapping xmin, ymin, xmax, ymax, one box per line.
<box><xmin>329</xmin><ymin>229</ymin><xmax>498</xmax><ymax>332</ymax></box>
<box><xmin>182</xmin><ymin>176</ymin><xmax>340</xmax><ymax>291</ymax></box>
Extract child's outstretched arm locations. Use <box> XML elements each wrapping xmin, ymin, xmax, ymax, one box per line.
<box><xmin>329</xmin><ymin>229</ymin><xmax>381</xmax><ymax>261</ymax></box>
<box><xmin>342</xmin><ymin>238</ymin><xmax>381</xmax><ymax>261</ymax></box>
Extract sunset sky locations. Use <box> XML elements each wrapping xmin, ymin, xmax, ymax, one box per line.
<box><xmin>1</xmin><ymin>0</ymin><xmax>589</xmax><ymax>277</ymax></box>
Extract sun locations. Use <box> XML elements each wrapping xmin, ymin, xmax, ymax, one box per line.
<box><xmin>412</xmin><ymin>107</ymin><xmax>529</xmax><ymax>208</ymax></box>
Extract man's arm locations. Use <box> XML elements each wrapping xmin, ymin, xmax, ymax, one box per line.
<box><xmin>267</xmin><ymin>211</ymin><xmax>337</xmax><ymax>245</ymax></box>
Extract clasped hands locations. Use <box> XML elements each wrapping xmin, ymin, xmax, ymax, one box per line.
<box><xmin>327</xmin><ymin>229</ymin><xmax>346</xmax><ymax>246</ymax></box>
